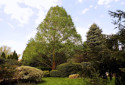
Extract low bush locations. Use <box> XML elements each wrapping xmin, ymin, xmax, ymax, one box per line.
<box><xmin>43</xmin><ymin>70</ymin><xmax>50</xmax><ymax>77</ymax></box>
<box><xmin>15</xmin><ymin>66</ymin><xmax>43</xmax><ymax>83</ymax></box>
<box><xmin>56</xmin><ymin>63</ymin><xmax>82</xmax><ymax>77</ymax></box>
<box><xmin>69</xmin><ymin>74</ymin><xmax>79</xmax><ymax>79</ymax></box>
<box><xmin>50</xmin><ymin>70</ymin><xmax>62</xmax><ymax>77</ymax></box>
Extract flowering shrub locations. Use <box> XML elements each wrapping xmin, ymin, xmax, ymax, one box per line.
<box><xmin>69</xmin><ymin>74</ymin><xmax>79</xmax><ymax>79</ymax></box>
<box><xmin>15</xmin><ymin>66</ymin><xmax>43</xmax><ymax>83</ymax></box>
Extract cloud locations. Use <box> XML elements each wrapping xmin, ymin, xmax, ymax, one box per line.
<box><xmin>8</xmin><ymin>23</ymin><xmax>15</xmax><ymax>30</ymax></box>
<box><xmin>0</xmin><ymin>0</ymin><xmax>33</xmax><ymax>24</ymax></box>
<box><xmin>0</xmin><ymin>0</ymin><xmax>61</xmax><ymax>25</ymax></box>
<box><xmin>98</xmin><ymin>0</ymin><xmax>119</xmax><ymax>5</ymax></box>
<box><xmin>78</xmin><ymin>0</ymin><xmax>83</xmax><ymax>3</ymax></box>
<box><xmin>76</xmin><ymin>27</ymin><xmax>89</xmax><ymax>41</ymax></box>
<box><xmin>20</xmin><ymin>0</ymin><xmax>61</xmax><ymax>26</ymax></box>
<box><xmin>82</xmin><ymin>8</ymin><xmax>89</xmax><ymax>14</ymax></box>
<box><xmin>89</xmin><ymin>5</ymin><xmax>93</xmax><ymax>8</ymax></box>
<box><xmin>26</xmin><ymin>28</ymin><xmax>37</xmax><ymax>40</ymax></box>
<box><xmin>82</xmin><ymin>5</ymin><xmax>93</xmax><ymax>14</ymax></box>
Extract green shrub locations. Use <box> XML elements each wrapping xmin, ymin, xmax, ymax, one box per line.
<box><xmin>81</xmin><ymin>62</ymin><xmax>93</xmax><ymax>77</ymax></box>
<box><xmin>56</xmin><ymin>63</ymin><xmax>82</xmax><ymax>77</ymax></box>
<box><xmin>50</xmin><ymin>70</ymin><xmax>62</xmax><ymax>77</ymax></box>
<box><xmin>118</xmin><ymin>68</ymin><xmax>125</xmax><ymax>85</ymax></box>
<box><xmin>0</xmin><ymin>58</ymin><xmax>5</xmax><ymax>64</ymax></box>
<box><xmin>83</xmin><ymin>68</ymin><xmax>107</xmax><ymax>85</ymax></box>
<box><xmin>0</xmin><ymin>63</ymin><xmax>17</xmax><ymax>80</ymax></box>
<box><xmin>15</xmin><ymin>66</ymin><xmax>43</xmax><ymax>83</ymax></box>
<box><xmin>6</xmin><ymin>59</ymin><xmax>22</xmax><ymax>66</ymax></box>
<box><xmin>43</xmin><ymin>70</ymin><xmax>50</xmax><ymax>77</ymax></box>
<box><xmin>37</xmin><ymin>67</ymin><xmax>51</xmax><ymax>71</ymax></box>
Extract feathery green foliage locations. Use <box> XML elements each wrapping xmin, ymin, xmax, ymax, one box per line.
<box><xmin>23</xmin><ymin>6</ymin><xmax>82</xmax><ymax>69</ymax></box>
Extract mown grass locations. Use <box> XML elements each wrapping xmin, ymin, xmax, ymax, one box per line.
<box><xmin>107</xmin><ymin>77</ymin><xmax>115</xmax><ymax>85</ymax></box>
<box><xmin>37</xmin><ymin>77</ymin><xmax>115</xmax><ymax>85</ymax></box>
<box><xmin>38</xmin><ymin>77</ymin><xmax>84</xmax><ymax>85</ymax></box>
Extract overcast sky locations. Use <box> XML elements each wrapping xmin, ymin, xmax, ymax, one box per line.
<box><xmin>0</xmin><ymin>0</ymin><xmax>124</xmax><ymax>55</ymax></box>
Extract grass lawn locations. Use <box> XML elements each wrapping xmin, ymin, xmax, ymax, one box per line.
<box><xmin>37</xmin><ymin>77</ymin><xmax>115</xmax><ymax>85</ymax></box>
<box><xmin>107</xmin><ymin>77</ymin><xmax>115</xmax><ymax>85</ymax></box>
<box><xmin>37</xmin><ymin>77</ymin><xmax>84</xmax><ymax>85</ymax></box>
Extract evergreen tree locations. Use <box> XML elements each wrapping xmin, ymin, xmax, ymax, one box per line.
<box><xmin>1</xmin><ymin>52</ymin><xmax>6</xmax><ymax>59</ymax></box>
<box><xmin>109</xmin><ymin>10</ymin><xmax>125</xmax><ymax>51</ymax></box>
<box><xmin>109</xmin><ymin>10</ymin><xmax>125</xmax><ymax>30</ymax></box>
<box><xmin>86</xmin><ymin>24</ymin><xmax>116</xmax><ymax>77</ymax></box>
<box><xmin>12</xmin><ymin>50</ymin><xmax>18</xmax><ymax>60</ymax></box>
<box><xmin>86</xmin><ymin>23</ymin><xmax>103</xmax><ymax>61</ymax></box>
<box><xmin>8</xmin><ymin>55</ymin><xmax>13</xmax><ymax>59</ymax></box>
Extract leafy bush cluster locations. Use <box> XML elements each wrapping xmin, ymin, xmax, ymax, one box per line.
<box><xmin>50</xmin><ymin>63</ymin><xmax>82</xmax><ymax>77</ymax></box>
<box><xmin>15</xmin><ymin>66</ymin><xmax>43</xmax><ymax>83</ymax></box>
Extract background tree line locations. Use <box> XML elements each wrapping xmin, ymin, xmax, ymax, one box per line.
<box><xmin>0</xmin><ymin>46</ymin><xmax>18</xmax><ymax>60</ymax></box>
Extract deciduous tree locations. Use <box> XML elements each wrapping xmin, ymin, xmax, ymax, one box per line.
<box><xmin>23</xmin><ymin>6</ymin><xmax>82</xmax><ymax>70</ymax></box>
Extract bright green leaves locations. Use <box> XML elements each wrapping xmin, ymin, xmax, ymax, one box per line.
<box><xmin>23</xmin><ymin>6</ymin><xmax>82</xmax><ymax>69</ymax></box>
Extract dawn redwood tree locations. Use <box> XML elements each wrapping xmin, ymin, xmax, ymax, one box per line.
<box><xmin>23</xmin><ymin>6</ymin><xmax>82</xmax><ymax>70</ymax></box>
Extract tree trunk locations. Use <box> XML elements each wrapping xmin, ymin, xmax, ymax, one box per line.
<box><xmin>52</xmin><ymin>34</ymin><xmax>56</xmax><ymax>70</ymax></box>
<box><xmin>52</xmin><ymin>48</ymin><xmax>56</xmax><ymax>70</ymax></box>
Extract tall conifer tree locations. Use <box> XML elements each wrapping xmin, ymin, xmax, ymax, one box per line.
<box><xmin>86</xmin><ymin>23</ymin><xmax>103</xmax><ymax>61</ymax></box>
